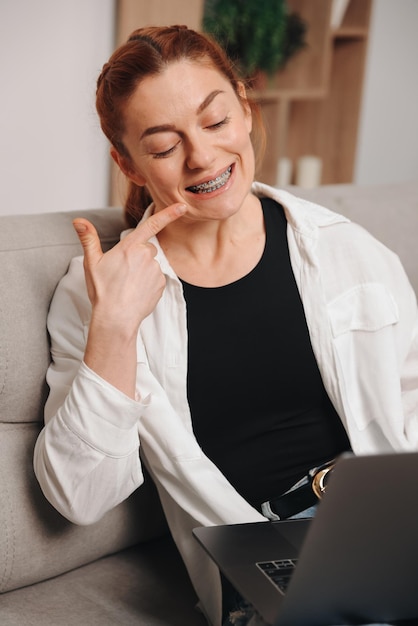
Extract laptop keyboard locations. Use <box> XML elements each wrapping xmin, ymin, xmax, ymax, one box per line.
<box><xmin>256</xmin><ymin>559</ymin><xmax>298</xmax><ymax>593</ymax></box>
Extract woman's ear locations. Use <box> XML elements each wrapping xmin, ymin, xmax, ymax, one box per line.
<box><xmin>110</xmin><ymin>147</ymin><xmax>146</xmax><ymax>186</ymax></box>
<box><xmin>237</xmin><ymin>81</ymin><xmax>253</xmax><ymax>133</ymax></box>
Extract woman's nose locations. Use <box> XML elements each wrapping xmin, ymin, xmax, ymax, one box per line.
<box><xmin>185</xmin><ymin>135</ymin><xmax>216</xmax><ymax>170</ymax></box>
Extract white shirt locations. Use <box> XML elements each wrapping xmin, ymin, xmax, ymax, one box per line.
<box><xmin>34</xmin><ymin>184</ymin><xmax>418</xmax><ymax>626</ymax></box>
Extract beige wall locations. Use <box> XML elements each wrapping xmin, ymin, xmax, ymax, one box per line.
<box><xmin>0</xmin><ymin>0</ymin><xmax>115</xmax><ymax>216</ymax></box>
<box><xmin>355</xmin><ymin>0</ymin><xmax>418</xmax><ymax>184</ymax></box>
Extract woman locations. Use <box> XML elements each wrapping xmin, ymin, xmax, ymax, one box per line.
<box><xmin>34</xmin><ymin>25</ymin><xmax>418</xmax><ymax>626</ymax></box>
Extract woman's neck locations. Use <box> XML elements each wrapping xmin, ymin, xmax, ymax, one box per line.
<box><xmin>157</xmin><ymin>194</ymin><xmax>265</xmax><ymax>287</ymax></box>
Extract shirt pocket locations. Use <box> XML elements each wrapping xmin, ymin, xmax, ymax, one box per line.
<box><xmin>328</xmin><ymin>282</ymin><xmax>399</xmax><ymax>337</ymax></box>
<box><xmin>327</xmin><ymin>283</ymin><xmax>399</xmax><ymax>431</ymax></box>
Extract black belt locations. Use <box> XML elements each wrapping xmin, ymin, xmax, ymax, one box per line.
<box><xmin>261</xmin><ymin>459</ymin><xmax>336</xmax><ymax>520</ymax></box>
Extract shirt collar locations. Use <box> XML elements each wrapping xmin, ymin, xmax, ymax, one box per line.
<box><xmin>122</xmin><ymin>184</ymin><xmax>349</xmax><ymax>275</ymax></box>
<box><xmin>252</xmin><ymin>182</ymin><xmax>349</xmax><ymax>235</ymax></box>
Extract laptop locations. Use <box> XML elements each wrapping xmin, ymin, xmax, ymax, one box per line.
<box><xmin>193</xmin><ymin>452</ymin><xmax>418</xmax><ymax>625</ymax></box>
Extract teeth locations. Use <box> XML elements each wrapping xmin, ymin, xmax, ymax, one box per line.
<box><xmin>187</xmin><ymin>166</ymin><xmax>232</xmax><ymax>194</ymax></box>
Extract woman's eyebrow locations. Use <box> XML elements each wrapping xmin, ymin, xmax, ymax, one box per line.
<box><xmin>140</xmin><ymin>90</ymin><xmax>225</xmax><ymax>140</ymax></box>
<box><xmin>197</xmin><ymin>89</ymin><xmax>225</xmax><ymax>114</ymax></box>
<box><xmin>140</xmin><ymin>123</ymin><xmax>176</xmax><ymax>140</ymax></box>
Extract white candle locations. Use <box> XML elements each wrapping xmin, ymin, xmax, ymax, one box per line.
<box><xmin>296</xmin><ymin>155</ymin><xmax>322</xmax><ymax>188</ymax></box>
<box><xmin>276</xmin><ymin>157</ymin><xmax>293</xmax><ymax>187</ymax></box>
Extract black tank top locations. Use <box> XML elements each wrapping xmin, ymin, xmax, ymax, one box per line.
<box><xmin>181</xmin><ymin>197</ymin><xmax>350</xmax><ymax>511</ymax></box>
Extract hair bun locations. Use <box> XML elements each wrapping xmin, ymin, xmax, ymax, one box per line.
<box><xmin>97</xmin><ymin>62</ymin><xmax>111</xmax><ymax>88</ymax></box>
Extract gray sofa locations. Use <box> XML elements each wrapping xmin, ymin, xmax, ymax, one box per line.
<box><xmin>1</xmin><ymin>181</ymin><xmax>417</xmax><ymax>625</ymax></box>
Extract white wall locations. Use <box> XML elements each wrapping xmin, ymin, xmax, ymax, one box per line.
<box><xmin>0</xmin><ymin>0</ymin><xmax>417</xmax><ymax>217</ymax></box>
<box><xmin>355</xmin><ymin>0</ymin><xmax>418</xmax><ymax>184</ymax></box>
<box><xmin>0</xmin><ymin>0</ymin><xmax>115</xmax><ymax>216</ymax></box>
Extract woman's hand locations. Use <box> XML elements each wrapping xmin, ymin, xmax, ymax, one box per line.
<box><xmin>72</xmin><ymin>202</ymin><xmax>186</xmax><ymax>397</ymax></box>
<box><xmin>74</xmin><ymin>203</ymin><xmax>186</xmax><ymax>332</ymax></box>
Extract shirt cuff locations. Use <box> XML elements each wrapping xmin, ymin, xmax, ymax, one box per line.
<box><xmin>59</xmin><ymin>361</ymin><xmax>142</xmax><ymax>457</ymax></box>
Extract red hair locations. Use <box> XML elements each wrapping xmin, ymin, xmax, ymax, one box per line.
<box><xmin>96</xmin><ymin>25</ymin><xmax>264</xmax><ymax>226</ymax></box>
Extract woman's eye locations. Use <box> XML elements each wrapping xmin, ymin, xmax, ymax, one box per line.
<box><xmin>208</xmin><ymin>116</ymin><xmax>230</xmax><ymax>130</ymax></box>
<box><xmin>152</xmin><ymin>144</ymin><xmax>178</xmax><ymax>159</ymax></box>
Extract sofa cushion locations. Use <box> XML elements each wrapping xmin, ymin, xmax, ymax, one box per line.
<box><xmin>0</xmin><ymin>208</ymin><xmax>126</xmax><ymax>425</ymax></box>
<box><xmin>0</xmin><ymin>421</ymin><xmax>167</xmax><ymax>594</ymax></box>
<box><xmin>0</xmin><ymin>536</ymin><xmax>206</xmax><ymax>626</ymax></box>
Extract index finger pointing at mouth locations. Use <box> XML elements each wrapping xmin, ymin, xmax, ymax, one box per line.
<box><xmin>134</xmin><ymin>203</ymin><xmax>187</xmax><ymax>242</ymax></box>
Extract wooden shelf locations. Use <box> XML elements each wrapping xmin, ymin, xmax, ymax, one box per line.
<box><xmin>333</xmin><ymin>26</ymin><xmax>369</xmax><ymax>39</ymax></box>
<box><xmin>260</xmin><ymin>0</ymin><xmax>333</xmax><ymax>95</ymax></box>
<box><xmin>116</xmin><ymin>0</ymin><xmax>204</xmax><ymax>42</ymax></box>
<box><xmin>338</xmin><ymin>0</ymin><xmax>372</xmax><ymax>30</ymax></box>
<box><xmin>255</xmin><ymin>0</ymin><xmax>373</xmax><ymax>186</ymax></box>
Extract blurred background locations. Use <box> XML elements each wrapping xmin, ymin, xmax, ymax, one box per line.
<box><xmin>0</xmin><ymin>0</ymin><xmax>417</xmax><ymax>216</ymax></box>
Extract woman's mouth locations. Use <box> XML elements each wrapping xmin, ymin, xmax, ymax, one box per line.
<box><xmin>186</xmin><ymin>166</ymin><xmax>232</xmax><ymax>194</ymax></box>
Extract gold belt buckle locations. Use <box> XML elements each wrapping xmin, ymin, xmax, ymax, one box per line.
<box><xmin>311</xmin><ymin>460</ymin><xmax>336</xmax><ymax>499</ymax></box>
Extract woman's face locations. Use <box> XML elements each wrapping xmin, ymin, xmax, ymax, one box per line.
<box><xmin>116</xmin><ymin>59</ymin><xmax>255</xmax><ymax>222</ymax></box>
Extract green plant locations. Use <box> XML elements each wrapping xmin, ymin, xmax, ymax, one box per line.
<box><xmin>203</xmin><ymin>0</ymin><xmax>307</xmax><ymax>79</ymax></box>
